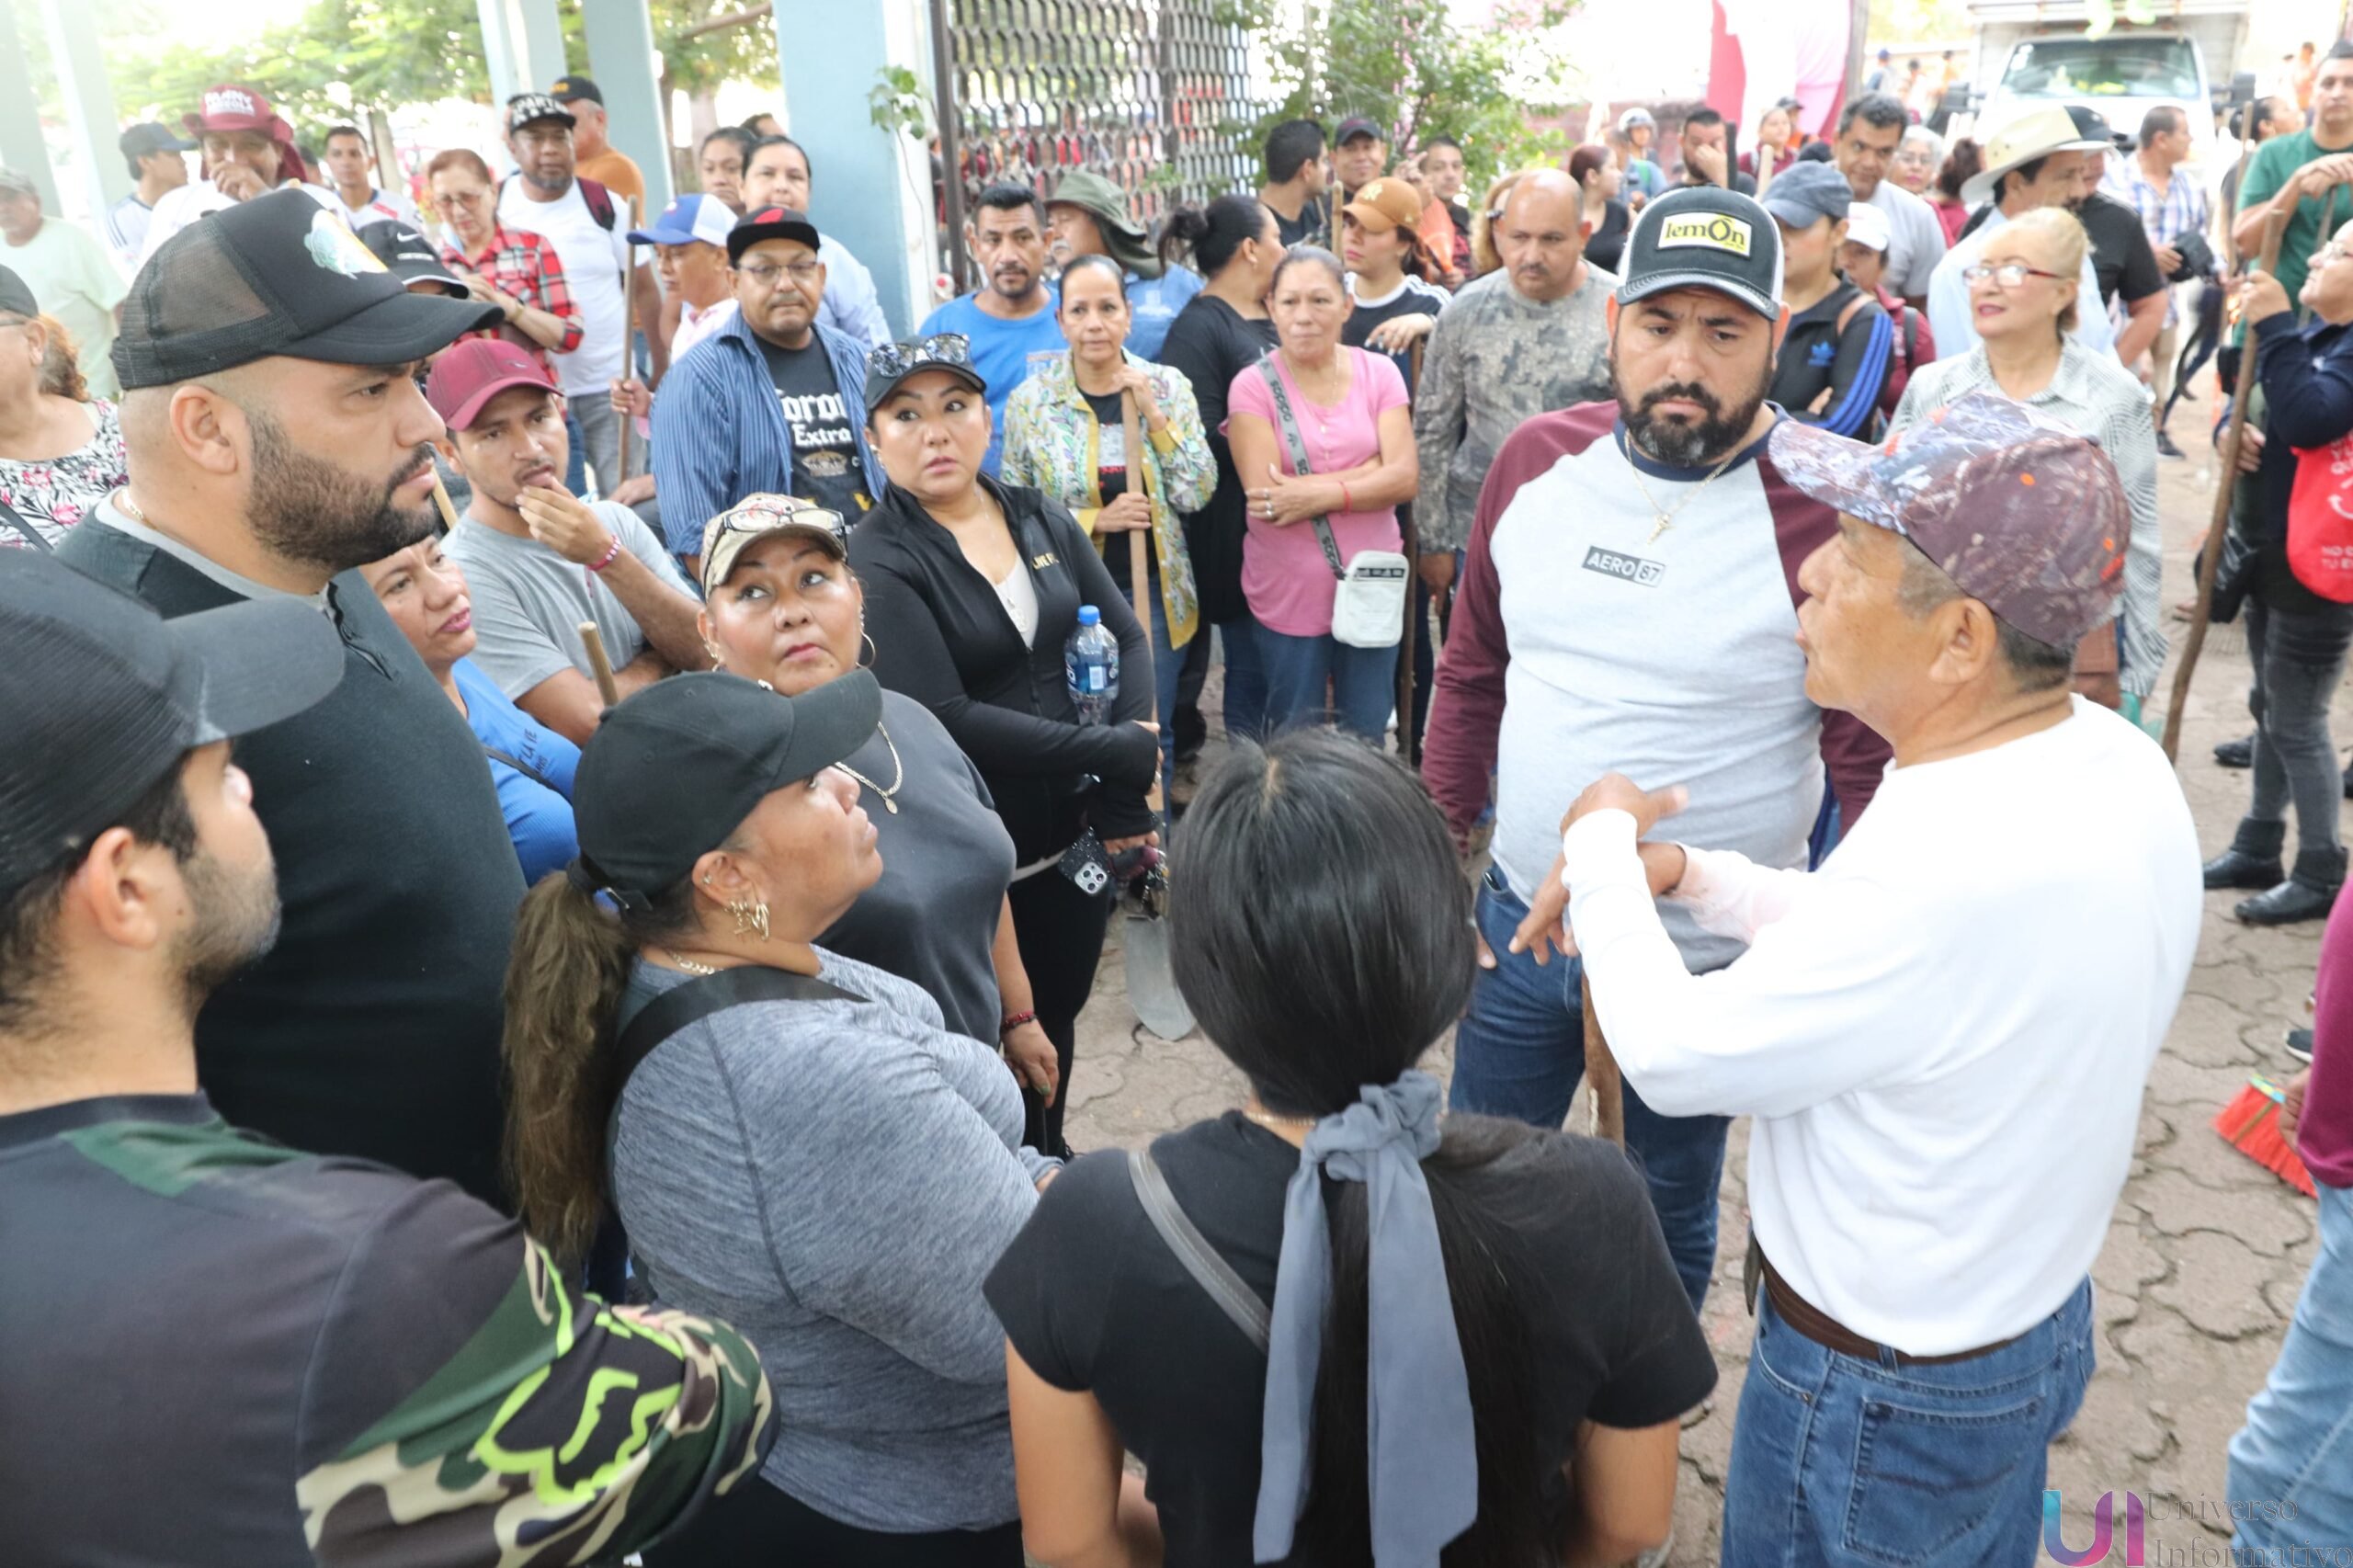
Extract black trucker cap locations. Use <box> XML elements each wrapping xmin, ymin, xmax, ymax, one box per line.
<box><xmin>567</xmin><ymin>669</ymin><xmax>881</xmax><ymax>909</ymax></box>
<box><xmin>0</xmin><ymin>552</ymin><xmax>345</xmax><ymax>899</ymax></box>
<box><xmin>113</xmin><ymin>188</ymin><xmax>500</xmax><ymax>390</ymax></box>
<box><xmin>1617</xmin><ymin>185</ymin><xmax>1786</xmax><ymax>322</ymax></box>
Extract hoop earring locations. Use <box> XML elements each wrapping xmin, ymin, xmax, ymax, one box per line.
<box><xmin>727</xmin><ymin>896</ymin><xmax>771</xmax><ymax>941</ymax></box>
<box><xmin>861</xmin><ymin>631</ymin><xmax>878</xmax><ymax>667</ymax></box>
<box><xmin>705</xmin><ymin>645</ymin><xmax>726</xmax><ymax>670</ymax></box>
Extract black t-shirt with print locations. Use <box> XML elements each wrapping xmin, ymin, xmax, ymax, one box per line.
<box><xmin>983</xmin><ymin>1112</ymin><xmax>1718</xmax><ymax>1568</ymax></box>
<box><xmin>1084</xmin><ymin>387</ymin><xmax>1162</xmax><ymax>602</ymax></box>
<box><xmin>756</xmin><ymin>334</ymin><xmax>872</xmax><ymax>517</ymax></box>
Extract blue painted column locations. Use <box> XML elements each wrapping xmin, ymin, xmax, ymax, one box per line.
<box><xmin>580</xmin><ymin>0</ymin><xmax>674</xmax><ymax>214</ymax></box>
<box><xmin>39</xmin><ymin>0</ymin><xmax>128</xmax><ymax>220</ymax></box>
<box><xmin>774</xmin><ymin>0</ymin><xmax>936</xmax><ymax>338</ymax></box>
<box><xmin>0</xmin><ymin>4</ymin><xmax>61</xmax><ymax>214</ymax></box>
<box><xmin>477</xmin><ymin>0</ymin><xmax>566</xmax><ymax>111</ymax></box>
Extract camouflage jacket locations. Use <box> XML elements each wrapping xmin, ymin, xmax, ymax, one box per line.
<box><xmin>0</xmin><ymin>1094</ymin><xmax>776</xmax><ymax>1565</ymax></box>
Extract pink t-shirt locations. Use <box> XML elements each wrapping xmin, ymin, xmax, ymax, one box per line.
<box><xmin>1224</xmin><ymin>347</ymin><xmax>1409</xmax><ymax>636</ymax></box>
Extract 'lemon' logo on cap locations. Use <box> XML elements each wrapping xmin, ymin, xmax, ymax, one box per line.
<box><xmin>1657</xmin><ymin>213</ymin><xmax>1753</xmax><ymax>256</ymax></box>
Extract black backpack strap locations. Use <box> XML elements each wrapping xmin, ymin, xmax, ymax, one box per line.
<box><xmin>613</xmin><ymin>965</ymin><xmax>865</xmax><ymax>1094</ymax></box>
<box><xmin>481</xmin><ymin>741</ymin><xmax>564</xmax><ymax>795</ymax></box>
<box><xmin>1125</xmin><ymin>1145</ymin><xmax>1272</xmax><ymax>1352</ymax></box>
<box><xmin>0</xmin><ymin>495</ymin><xmax>52</xmax><ymax>552</ymax></box>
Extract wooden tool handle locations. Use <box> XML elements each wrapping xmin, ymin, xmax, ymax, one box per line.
<box><xmin>2162</xmin><ymin>203</ymin><xmax>2290</xmax><ymax>764</ymax></box>
<box><xmin>1121</xmin><ymin>390</ymin><xmax>1164</xmax><ymax>813</ymax></box>
<box><xmin>579</xmin><ymin>619</ymin><xmax>620</xmax><ymax>709</ymax></box>
<box><xmin>1582</xmin><ymin>985</ymin><xmax>1625</xmax><ymax>1147</ymax></box>
<box><xmin>429</xmin><ymin>470</ymin><xmax>461</xmax><ymax>534</ymax></box>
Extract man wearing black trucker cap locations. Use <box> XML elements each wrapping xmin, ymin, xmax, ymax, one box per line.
<box><xmin>0</xmin><ymin>551</ymin><xmax>777</xmax><ymax>1564</ymax></box>
<box><xmin>56</xmin><ymin>188</ymin><xmax>529</xmax><ymax>1208</ymax></box>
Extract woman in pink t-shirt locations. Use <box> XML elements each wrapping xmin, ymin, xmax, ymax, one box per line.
<box><xmin>1225</xmin><ymin>247</ymin><xmax>1417</xmax><ymax>740</ymax></box>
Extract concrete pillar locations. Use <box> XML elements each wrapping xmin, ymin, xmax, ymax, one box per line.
<box><xmin>39</xmin><ymin>0</ymin><xmax>129</xmax><ymax>220</ymax></box>
<box><xmin>774</xmin><ymin>0</ymin><xmax>934</xmax><ymax>337</ymax></box>
<box><xmin>580</xmin><ymin>0</ymin><xmax>674</xmax><ymax>214</ymax></box>
<box><xmin>0</xmin><ymin>4</ymin><xmax>61</xmax><ymax>214</ymax></box>
<box><xmin>477</xmin><ymin>0</ymin><xmax>566</xmax><ymax>112</ymax></box>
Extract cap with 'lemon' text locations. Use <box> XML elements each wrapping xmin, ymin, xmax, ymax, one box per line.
<box><xmin>1616</xmin><ymin>186</ymin><xmax>1784</xmax><ymax>322</ymax></box>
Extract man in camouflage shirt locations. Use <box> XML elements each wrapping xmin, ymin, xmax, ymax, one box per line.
<box><xmin>0</xmin><ymin>553</ymin><xmax>777</xmax><ymax>1564</ymax></box>
<box><xmin>1413</xmin><ymin>169</ymin><xmax>1616</xmax><ymax>603</ymax></box>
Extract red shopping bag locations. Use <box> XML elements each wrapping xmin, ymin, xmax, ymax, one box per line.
<box><xmin>2289</xmin><ymin>434</ymin><xmax>2353</xmax><ymax>602</ymax></box>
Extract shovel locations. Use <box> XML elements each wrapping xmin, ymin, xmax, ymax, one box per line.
<box><xmin>1119</xmin><ymin>391</ymin><xmax>1195</xmax><ymax>1040</ymax></box>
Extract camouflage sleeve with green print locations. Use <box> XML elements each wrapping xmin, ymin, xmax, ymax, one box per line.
<box><xmin>292</xmin><ymin>1177</ymin><xmax>778</xmax><ymax>1566</ymax></box>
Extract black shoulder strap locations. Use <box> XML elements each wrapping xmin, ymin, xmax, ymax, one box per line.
<box><xmin>0</xmin><ymin>495</ymin><xmax>52</xmax><ymax>552</ymax></box>
<box><xmin>1126</xmin><ymin>1145</ymin><xmax>1272</xmax><ymax>1352</ymax></box>
<box><xmin>613</xmin><ymin>965</ymin><xmax>866</xmax><ymax>1093</ymax></box>
<box><xmin>1253</xmin><ymin>355</ymin><xmax>1347</xmax><ymax>581</ymax></box>
<box><xmin>481</xmin><ymin>740</ymin><xmax>564</xmax><ymax>795</ymax></box>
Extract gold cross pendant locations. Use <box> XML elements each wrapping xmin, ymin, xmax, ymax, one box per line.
<box><xmin>1647</xmin><ymin>516</ymin><xmax>1672</xmax><ymax>545</ymax></box>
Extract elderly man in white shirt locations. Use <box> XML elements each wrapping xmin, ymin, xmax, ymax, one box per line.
<box><xmin>1514</xmin><ymin>392</ymin><xmax>2200</xmax><ymax>1568</ymax></box>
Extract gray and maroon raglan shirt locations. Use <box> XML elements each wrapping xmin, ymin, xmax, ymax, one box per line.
<box><xmin>1424</xmin><ymin>402</ymin><xmax>1892</xmax><ymax>972</ymax></box>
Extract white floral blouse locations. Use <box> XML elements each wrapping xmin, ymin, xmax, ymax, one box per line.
<box><xmin>0</xmin><ymin>399</ymin><xmax>128</xmax><ymax>550</ymax></box>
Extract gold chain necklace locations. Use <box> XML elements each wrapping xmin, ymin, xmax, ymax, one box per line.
<box><xmin>838</xmin><ymin>722</ymin><xmax>904</xmax><ymax>814</ymax></box>
<box><xmin>1244</xmin><ymin>1106</ymin><xmax>1316</xmax><ymax>1131</ymax></box>
<box><xmin>664</xmin><ymin>949</ymin><xmax>721</xmax><ymax>975</ymax></box>
<box><xmin>1624</xmin><ymin>440</ymin><xmax>1741</xmax><ymax>545</ymax></box>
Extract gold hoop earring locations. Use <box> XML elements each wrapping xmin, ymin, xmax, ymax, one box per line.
<box><xmin>727</xmin><ymin>896</ymin><xmax>770</xmax><ymax>941</ymax></box>
<box><xmin>861</xmin><ymin>631</ymin><xmax>878</xmax><ymax>666</ymax></box>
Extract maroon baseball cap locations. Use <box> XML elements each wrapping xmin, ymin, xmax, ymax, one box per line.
<box><xmin>184</xmin><ymin>84</ymin><xmax>292</xmax><ymax>141</ymax></box>
<box><xmin>426</xmin><ymin>338</ymin><xmax>558</xmax><ymax>431</ymax></box>
<box><xmin>1769</xmin><ymin>392</ymin><xmax>2129</xmax><ymax>649</ymax></box>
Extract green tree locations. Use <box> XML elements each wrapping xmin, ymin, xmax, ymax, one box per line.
<box><xmin>1222</xmin><ymin>0</ymin><xmax>1583</xmax><ymax>183</ymax></box>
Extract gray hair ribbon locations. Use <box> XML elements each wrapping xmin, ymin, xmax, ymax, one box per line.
<box><xmin>1251</xmin><ymin>1069</ymin><xmax>1477</xmax><ymax>1567</ymax></box>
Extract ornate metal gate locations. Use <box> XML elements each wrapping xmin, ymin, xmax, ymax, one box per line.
<box><xmin>930</xmin><ymin>0</ymin><xmax>1267</xmax><ymax>285</ymax></box>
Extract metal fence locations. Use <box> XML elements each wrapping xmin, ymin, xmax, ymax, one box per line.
<box><xmin>934</xmin><ymin>0</ymin><xmax>1268</xmax><ymax>268</ymax></box>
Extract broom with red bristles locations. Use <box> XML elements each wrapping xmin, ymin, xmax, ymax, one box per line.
<box><xmin>2213</xmin><ymin>1074</ymin><xmax>2317</xmax><ymax>1198</ymax></box>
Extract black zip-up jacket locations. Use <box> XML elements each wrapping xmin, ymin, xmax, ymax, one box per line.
<box><xmin>851</xmin><ymin>476</ymin><xmax>1161</xmax><ymax>861</ymax></box>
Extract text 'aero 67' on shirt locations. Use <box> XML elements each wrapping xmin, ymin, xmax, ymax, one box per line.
<box><xmin>1423</xmin><ymin>403</ymin><xmax>1892</xmax><ymax>971</ymax></box>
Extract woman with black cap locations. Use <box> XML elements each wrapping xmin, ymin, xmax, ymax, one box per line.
<box><xmin>502</xmin><ymin>669</ymin><xmax>1057</xmax><ymax>1565</ymax></box>
<box><xmin>985</xmin><ymin>730</ymin><xmax>1714</xmax><ymax>1568</ymax></box>
<box><xmin>695</xmin><ymin>492</ymin><xmax>1060</xmax><ymax>1106</ymax></box>
<box><xmin>848</xmin><ymin>335</ymin><xmax>1160</xmax><ymax>1158</ymax></box>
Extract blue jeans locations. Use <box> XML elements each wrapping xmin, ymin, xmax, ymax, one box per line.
<box><xmin>1450</xmin><ymin>866</ymin><xmax>1731</xmax><ymax>1312</ymax></box>
<box><xmin>1215</xmin><ymin>614</ymin><xmax>1271</xmax><ymax>741</ymax></box>
<box><xmin>1722</xmin><ymin>1277</ymin><xmax>2096</xmax><ymax>1568</ymax></box>
<box><xmin>1256</xmin><ymin>622</ymin><xmax>1397</xmax><ymax>743</ymax></box>
<box><xmin>2229</xmin><ymin>1181</ymin><xmax>2353</xmax><ymax>1552</ymax></box>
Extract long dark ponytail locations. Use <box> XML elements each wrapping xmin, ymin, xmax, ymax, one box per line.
<box><xmin>501</xmin><ymin>871</ymin><xmax>700</xmax><ymax>1265</ymax></box>
<box><xmin>1172</xmin><ymin>730</ymin><xmax>1555</xmax><ymax>1564</ymax></box>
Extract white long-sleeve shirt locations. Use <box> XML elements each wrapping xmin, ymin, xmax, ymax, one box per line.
<box><xmin>1564</xmin><ymin>699</ymin><xmax>2200</xmax><ymax>1353</ymax></box>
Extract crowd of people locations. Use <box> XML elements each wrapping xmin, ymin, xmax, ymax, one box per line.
<box><xmin>1</xmin><ymin>45</ymin><xmax>2351</xmax><ymax>1568</ymax></box>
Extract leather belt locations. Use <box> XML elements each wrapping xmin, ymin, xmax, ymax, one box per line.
<box><xmin>1744</xmin><ymin>1235</ymin><xmax>2027</xmax><ymax>1369</ymax></box>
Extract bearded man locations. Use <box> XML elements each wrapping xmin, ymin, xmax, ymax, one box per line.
<box><xmin>1421</xmin><ymin>187</ymin><xmax>1893</xmax><ymax>1311</ymax></box>
<box><xmin>55</xmin><ymin>189</ymin><xmax>526</xmax><ymax>1208</ymax></box>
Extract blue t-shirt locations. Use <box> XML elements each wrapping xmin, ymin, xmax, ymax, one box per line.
<box><xmin>918</xmin><ymin>291</ymin><xmax>1067</xmax><ymax>474</ymax></box>
<box><xmin>455</xmin><ymin>658</ymin><xmax>579</xmax><ymax>886</ymax></box>
<box><xmin>1125</xmin><ymin>267</ymin><xmax>1205</xmax><ymax>363</ymax></box>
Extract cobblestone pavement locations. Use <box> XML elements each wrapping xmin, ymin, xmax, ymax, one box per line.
<box><xmin>1060</xmin><ymin>418</ymin><xmax>2331</xmax><ymax>1563</ymax></box>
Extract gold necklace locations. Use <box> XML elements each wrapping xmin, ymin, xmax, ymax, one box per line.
<box><xmin>663</xmin><ymin>949</ymin><xmax>721</xmax><ymax>975</ymax></box>
<box><xmin>837</xmin><ymin>722</ymin><xmax>904</xmax><ymax>814</ymax></box>
<box><xmin>1244</xmin><ymin>1105</ymin><xmax>1316</xmax><ymax>1131</ymax></box>
<box><xmin>1623</xmin><ymin>439</ymin><xmax>1741</xmax><ymax>545</ymax></box>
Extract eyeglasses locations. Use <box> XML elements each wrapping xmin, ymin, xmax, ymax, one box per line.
<box><xmin>739</xmin><ymin>257</ymin><xmax>823</xmax><ymax>287</ymax></box>
<box><xmin>709</xmin><ymin>495</ymin><xmax>847</xmax><ymax>553</ymax></box>
<box><xmin>867</xmin><ymin>333</ymin><xmax>974</xmax><ymax>380</ymax></box>
<box><xmin>1961</xmin><ymin>263</ymin><xmax>2067</xmax><ymax>288</ymax></box>
<box><xmin>2317</xmin><ymin>242</ymin><xmax>2353</xmax><ymax>267</ymax></box>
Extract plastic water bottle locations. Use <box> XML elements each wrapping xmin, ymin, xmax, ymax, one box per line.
<box><xmin>1065</xmin><ymin>605</ymin><xmax>1120</xmax><ymax>725</ymax></box>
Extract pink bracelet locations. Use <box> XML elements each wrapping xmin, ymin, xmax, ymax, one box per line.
<box><xmin>585</xmin><ymin>538</ymin><xmax>621</xmax><ymax>573</ymax></box>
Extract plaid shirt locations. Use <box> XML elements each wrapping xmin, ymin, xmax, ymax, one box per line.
<box><xmin>2101</xmin><ymin>158</ymin><xmax>2209</xmax><ymax>325</ymax></box>
<box><xmin>439</xmin><ymin>224</ymin><xmax>584</xmax><ymax>371</ymax></box>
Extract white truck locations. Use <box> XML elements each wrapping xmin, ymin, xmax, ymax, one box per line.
<box><xmin>1943</xmin><ymin>0</ymin><xmax>2255</xmax><ymax>173</ymax></box>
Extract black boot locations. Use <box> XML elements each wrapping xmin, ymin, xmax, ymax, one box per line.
<box><xmin>2237</xmin><ymin>847</ymin><xmax>2348</xmax><ymax>926</ymax></box>
<box><xmin>2214</xmin><ymin>733</ymin><xmax>2255</xmax><ymax>769</ymax></box>
<box><xmin>2204</xmin><ymin>819</ymin><xmax>2286</xmax><ymax>890</ymax></box>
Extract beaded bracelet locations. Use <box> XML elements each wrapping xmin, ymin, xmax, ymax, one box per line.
<box><xmin>999</xmin><ymin>1009</ymin><xmax>1039</xmax><ymax>1037</ymax></box>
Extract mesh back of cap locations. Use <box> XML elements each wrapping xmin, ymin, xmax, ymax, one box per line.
<box><xmin>114</xmin><ymin>221</ymin><xmax>281</xmax><ymax>390</ymax></box>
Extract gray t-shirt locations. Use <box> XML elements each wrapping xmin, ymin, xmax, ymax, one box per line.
<box><xmin>610</xmin><ymin>949</ymin><xmax>1056</xmax><ymax>1532</ymax></box>
<box><xmin>1868</xmin><ymin>179</ymin><xmax>1948</xmax><ymax>301</ymax></box>
<box><xmin>820</xmin><ymin>691</ymin><xmax>1017</xmax><ymax>1041</ymax></box>
<box><xmin>444</xmin><ymin>502</ymin><xmax>693</xmax><ymax>699</ymax></box>
<box><xmin>1412</xmin><ymin>264</ymin><xmax>1616</xmax><ymax>552</ymax></box>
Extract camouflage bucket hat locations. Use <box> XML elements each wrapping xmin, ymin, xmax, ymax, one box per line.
<box><xmin>1769</xmin><ymin>391</ymin><xmax>2129</xmax><ymax>649</ymax></box>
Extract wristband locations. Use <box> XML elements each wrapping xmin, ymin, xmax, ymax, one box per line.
<box><xmin>585</xmin><ymin>537</ymin><xmax>622</xmax><ymax>573</ymax></box>
<box><xmin>999</xmin><ymin>1009</ymin><xmax>1038</xmax><ymax>1037</ymax></box>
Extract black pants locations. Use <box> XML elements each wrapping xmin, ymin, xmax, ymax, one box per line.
<box><xmin>1008</xmin><ymin>865</ymin><xmax>1113</xmax><ymax>1155</ymax></box>
<box><xmin>645</xmin><ymin>1476</ymin><xmax>1023</xmax><ymax>1567</ymax></box>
